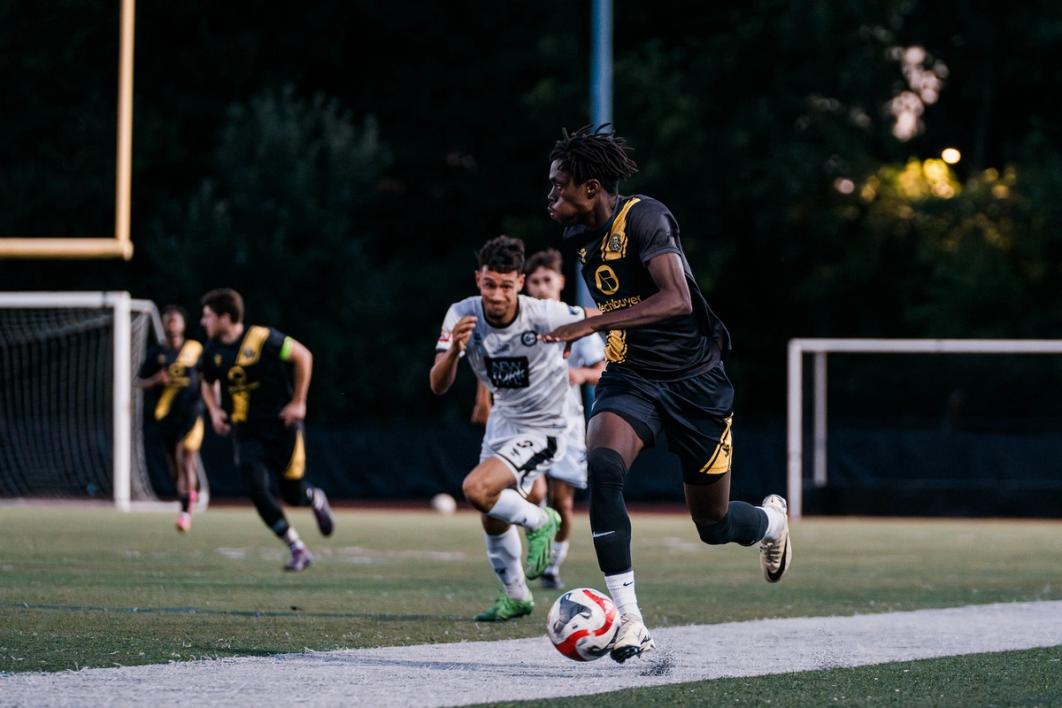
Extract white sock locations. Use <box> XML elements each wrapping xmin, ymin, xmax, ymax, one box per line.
<box><xmin>282</xmin><ymin>527</ymin><xmax>302</xmax><ymax>548</ymax></box>
<box><xmin>761</xmin><ymin>505</ymin><xmax>786</xmax><ymax>542</ymax></box>
<box><xmin>484</xmin><ymin>527</ymin><xmax>530</xmax><ymax>600</ymax></box>
<box><xmin>487</xmin><ymin>488</ymin><xmax>548</xmax><ymax>530</ymax></box>
<box><xmin>545</xmin><ymin>539</ymin><xmax>569</xmax><ymax>575</ymax></box>
<box><xmin>604</xmin><ymin>570</ymin><xmax>640</xmax><ymax>617</ymax></box>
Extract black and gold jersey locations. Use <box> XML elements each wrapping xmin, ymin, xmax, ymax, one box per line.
<box><xmin>138</xmin><ymin>340</ymin><xmax>204</xmax><ymax>424</ymax></box>
<box><xmin>563</xmin><ymin>194</ymin><xmax>730</xmax><ymax>381</ymax></box>
<box><xmin>200</xmin><ymin>326</ymin><xmax>295</xmax><ymax>436</ymax></box>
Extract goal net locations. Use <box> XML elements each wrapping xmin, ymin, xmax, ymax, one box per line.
<box><xmin>787</xmin><ymin>338</ymin><xmax>1062</xmax><ymax>520</ymax></box>
<box><xmin>0</xmin><ymin>292</ymin><xmax>161</xmax><ymax>509</ymax></box>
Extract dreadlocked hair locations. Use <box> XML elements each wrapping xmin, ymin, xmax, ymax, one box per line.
<box><xmin>477</xmin><ymin>235</ymin><xmax>525</xmax><ymax>274</ymax></box>
<box><xmin>550</xmin><ymin>124</ymin><xmax>638</xmax><ymax>194</ymax></box>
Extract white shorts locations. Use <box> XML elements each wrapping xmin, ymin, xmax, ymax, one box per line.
<box><xmin>545</xmin><ymin>416</ymin><xmax>588</xmax><ymax>490</ymax></box>
<box><xmin>480</xmin><ymin>415</ymin><xmax>567</xmax><ymax>497</ymax></box>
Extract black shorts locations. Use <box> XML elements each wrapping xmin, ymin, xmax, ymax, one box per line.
<box><xmin>234</xmin><ymin>423</ymin><xmax>306</xmax><ymax>481</ymax></box>
<box><xmin>591</xmin><ymin>362</ymin><xmax>734</xmax><ymax>485</ymax></box>
<box><xmin>158</xmin><ymin>412</ymin><xmax>204</xmax><ymax>455</ymax></box>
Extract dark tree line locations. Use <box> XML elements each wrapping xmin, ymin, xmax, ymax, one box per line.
<box><xmin>2</xmin><ymin>1</ymin><xmax>1061</xmax><ymax>424</ymax></box>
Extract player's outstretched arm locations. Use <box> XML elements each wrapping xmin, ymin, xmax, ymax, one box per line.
<box><xmin>279</xmin><ymin>338</ymin><xmax>313</xmax><ymax>427</ymax></box>
<box><xmin>543</xmin><ymin>253</ymin><xmax>691</xmax><ymax>344</ymax></box>
<box><xmin>430</xmin><ymin>349</ymin><xmax>462</xmax><ymax>396</ymax></box>
<box><xmin>430</xmin><ymin>315</ymin><xmax>476</xmax><ymax>395</ymax></box>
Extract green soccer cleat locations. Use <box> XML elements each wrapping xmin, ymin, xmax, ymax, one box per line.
<box><xmin>524</xmin><ymin>507</ymin><xmax>561</xmax><ymax>580</ymax></box>
<box><xmin>472</xmin><ymin>592</ymin><xmax>534</xmax><ymax>622</ymax></box>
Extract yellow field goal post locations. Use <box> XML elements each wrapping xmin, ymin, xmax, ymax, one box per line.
<box><xmin>0</xmin><ymin>0</ymin><xmax>136</xmax><ymax>260</ymax></box>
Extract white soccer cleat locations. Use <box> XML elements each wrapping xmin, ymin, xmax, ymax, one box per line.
<box><xmin>609</xmin><ymin>612</ymin><xmax>655</xmax><ymax>663</ymax></box>
<box><xmin>760</xmin><ymin>494</ymin><xmax>792</xmax><ymax>583</ymax></box>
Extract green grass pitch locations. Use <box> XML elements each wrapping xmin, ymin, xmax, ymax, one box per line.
<box><xmin>1</xmin><ymin>505</ymin><xmax>1059</xmax><ymax>705</ymax></box>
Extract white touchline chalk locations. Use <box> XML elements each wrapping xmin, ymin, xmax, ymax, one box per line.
<box><xmin>2</xmin><ymin>601</ymin><xmax>1061</xmax><ymax>707</ymax></box>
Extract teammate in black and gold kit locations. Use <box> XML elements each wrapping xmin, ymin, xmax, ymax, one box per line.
<box><xmin>198</xmin><ymin>288</ymin><xmax>334</xmax><ymax>572</ymax></box>
<box><xmin>542</xmin><ymin>126</ymin><xmax>792</xmax><ymax>663</ymax></box>
<box><xmin>138</xmin><ymin>306</ymin><xmax>204</xmax><ymax>534</ymax></box>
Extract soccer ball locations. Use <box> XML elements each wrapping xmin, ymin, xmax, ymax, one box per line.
<box><xmin>430</xmin><ymin>493</ymin><xmax>457</xmax><ymax>515</ymax></box>
<box><xmin>546</xmin><ymin>587</ymin><xmax>619</xmax><ymax>661</ymax></box>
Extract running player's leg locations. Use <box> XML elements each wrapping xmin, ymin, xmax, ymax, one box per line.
<box><xmin>683</xmin><ymin>438</ymin><xmax>768</xmax><ymax>548</ymax></box>
<box><xmin>474</xmin><ymin>513</ymin><xmax>533</xmax><ymax>622</ymax></box>
<box><xmin>684</xmin><ymin>466</ymin><xmax>789</xmax><ymax>580</ymax></box>
<box><xmin>274</xmin><ymin>428</ymin><xmax>333</xmax><ymax>537</ymax></box>
<box><xmin>667</xmin><ymin>367</ymin><xmax>790</xmax><ymax>580</ymax></box>
<box><xmin>462</xmin><ymin>454</ymin><xmax>560</xmax><ymax>579</ymax></box>
<box><xmin>463</xmin><ymin>457</ymin><xmax>550</xmax><ymax>528</ymax></box>
<box><xmin>238</xmin><ymin>454</ymin><xmax>311</xmax><ymax>570</ymax></box>
<box><xmin>465</xmin><ymin>456</ymin><xmax>547</xmax><ymax>621</ymax></box>
<box><xmin>542</xmin><ymin>419</ymin><xmax>587</xmax><ymax>588</ymax></box>
<box><xmin>542</xmin><ymin>478</ymin><xmax>575</xmax><ymax>588</ymax></box>
<box><xmin>585</xmin><ymin>411</ymin><xmax>658</xmax><ymax>662</ymax></box>
<box><xmin>527</xmin><ymin>475</ymin><xmax>547</xmax><ymax>506</ymax></box>
<box><xmin>175</xmin><ymin>446</ymin><xmax>196</xmax><ymax>532</ymax></box>
<box><xmin>684</xmin><ymin>472</ymin><xmax>766</xmax><ymax>545</ymax></box>
<box><xmin>175</xmin><ymin>418</ymin><xmax>203</xmax><ymax>532</ymax></box>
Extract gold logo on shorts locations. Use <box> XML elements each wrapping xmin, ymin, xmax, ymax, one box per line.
<box><xmin>699</xmin><ymin>415</ymin><xmax>734</xmax><ymax>476</ymax></box>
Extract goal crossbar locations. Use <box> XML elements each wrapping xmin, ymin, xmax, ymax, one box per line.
<box><xmin>787</xmin><ymin>338</ymin><xmax>1062</xmax><ymax>520</ymax></box>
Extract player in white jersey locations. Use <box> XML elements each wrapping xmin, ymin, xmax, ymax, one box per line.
<box><xmin>525</xmin><ymin>249</ymin><xmax>604</xmax><ymax>589</ymax></box>
<box><xmin>470</xmin><ymin>250</ymin><xmax>605</xmax><ymax>589</ymax></box>
<box><xmin>430</xmin><ymin>236</ymin><xmax>588</xmax><ymax>622</ymax></box>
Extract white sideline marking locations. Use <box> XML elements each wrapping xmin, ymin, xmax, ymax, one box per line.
<box><xmin>2</xmin><ymin>601</ymin><xmax>1060</xmax><ymax>707</ymax></box>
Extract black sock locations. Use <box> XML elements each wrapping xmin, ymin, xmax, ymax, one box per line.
<box><xmin>696</xmin><ymin>501</ymin><xmax>768</xmax><ymax>547</ymax></box>
<box><xmin>588</xmin><ymin>448</ymin><xmax>632</xmax><ymax>575</ymax></box>
<box><xmin>179</xmin><ymin>494</ymin><xmax>190</xmax><ymax>513</ymax></box>
<box><xmin>726</xmin><ymin>501</ymin><xmax>768</xmax><ymax>545</ymax></box>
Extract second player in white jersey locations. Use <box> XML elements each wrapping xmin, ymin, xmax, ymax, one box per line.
<box><xmin>548</xmin><ymin>334</ymin><xmax>606</xmax><ymax>488</ymax></box>
<box><xmin>523</xmin><ymin>248</ymin><xmax>606</xmax><ymax>589</ymax></box>
<box><xmin>430</xmin><ymin>236</ymin><xmax>586</xmax><ymax>622</ymax></box>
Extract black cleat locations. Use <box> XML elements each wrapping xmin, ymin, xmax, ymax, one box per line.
<box><xmin>541</xmin><ymin>572</ymin><xmax>565</xmax><ymax>590</ymax></box>
<box><xmin>311</xmin><ymin>488</ymin><xmax>334</xmax><ymax>537</ymax></box>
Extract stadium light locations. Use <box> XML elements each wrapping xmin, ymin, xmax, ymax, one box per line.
<box><xmin>941</xmin><ymin>147</ymin><xmax>961</xmax><ymax>164</ymax></box>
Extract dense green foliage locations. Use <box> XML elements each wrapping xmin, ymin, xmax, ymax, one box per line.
<box><xmin>2</xmin><ymin>1</ymin><xmax>1061</xmax><ymax>421</ymax></box>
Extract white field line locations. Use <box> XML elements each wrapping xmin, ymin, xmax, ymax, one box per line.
<box><xmin>1</xmin><ymin>601</ymin><xmax>1060</xmax><ymax>707</ymax></box>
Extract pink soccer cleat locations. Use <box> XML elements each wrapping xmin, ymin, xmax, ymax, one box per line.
<box><xmin>175</xmin><ymin>512</ymin><xmax>192</xmax><ymax>534</ymax></box>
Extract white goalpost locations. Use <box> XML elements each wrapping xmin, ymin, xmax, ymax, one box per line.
<box><xmin>787</xmin><ymin>337</ymin><xmax>1062</xmax><ymax>520</ymax></box>
<box><xmin>0</xmin><ymin>291</ymin><xmax>164</xmax><ymax>510</ymax></box>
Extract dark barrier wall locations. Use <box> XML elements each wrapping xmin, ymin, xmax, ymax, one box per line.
<box><xmin>144</xmin><ymin>419</ymin><xmax>1062</xmax><ymax>518</ymax></box>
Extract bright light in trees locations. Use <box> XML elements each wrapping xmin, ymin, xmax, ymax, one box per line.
<box><xmin>941</xmin><ymin>148</ymin><xmax>961</xmax><ymax>164</ymax></box>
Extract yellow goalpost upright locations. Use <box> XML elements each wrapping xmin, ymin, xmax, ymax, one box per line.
<box><xmin>0</xmin><ymin>0</ymin><xmax>136</xmax><ymax>260</ymax></box>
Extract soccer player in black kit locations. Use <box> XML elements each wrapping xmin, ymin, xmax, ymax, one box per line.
<box><xmin>137</xmin><ymin>305</ymin><xmax>204</xmax><ymax>534</ymax></box>
<box><xmin>542</xmin><ymin>126</ymin><xmax>792</xmax><ymax>663</ymax></box>
<box><xmin>198</xmin><ymin>288</ymin><xmax>334</xmax><ymax>572</ymax></box>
